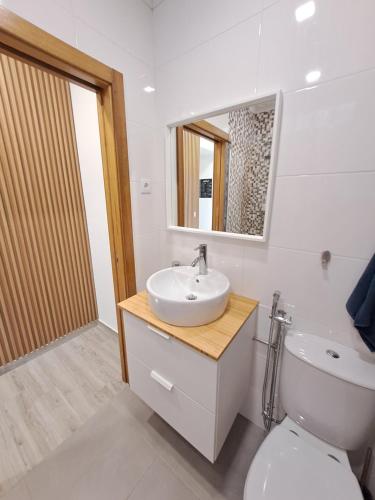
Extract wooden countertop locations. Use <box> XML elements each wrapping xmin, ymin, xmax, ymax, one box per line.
<box><xmin>118</xmin><ymin>291</ymin><xmax>258</xmax><ymax>360</ymax></box>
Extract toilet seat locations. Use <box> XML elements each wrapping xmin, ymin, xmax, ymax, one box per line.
<box><xmin>244</xmin><ymin>418</ymin><xmax>362</xmax><ymax>500</ymax></box>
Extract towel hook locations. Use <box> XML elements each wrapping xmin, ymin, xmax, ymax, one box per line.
<box><xmin>321</xmin><ymin>250</ymin><xmax>331</xmax><ymax>269</ymax></box>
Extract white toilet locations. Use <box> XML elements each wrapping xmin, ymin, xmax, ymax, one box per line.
<box><xmin>244</xmin><ymin>331</ymin><xmax>375</xmax><ymax>500</ymax></box>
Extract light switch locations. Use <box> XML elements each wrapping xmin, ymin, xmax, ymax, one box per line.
<box><xmin>140</xmin><ymin>178</ymin><xmax>152</xmax><ymax>194</ymax></box>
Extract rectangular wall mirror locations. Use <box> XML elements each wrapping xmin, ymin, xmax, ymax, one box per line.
<box><xmin>166</xmin><ymin>92</ymin><xmax>282</xmax><ymax>241</ymax></box>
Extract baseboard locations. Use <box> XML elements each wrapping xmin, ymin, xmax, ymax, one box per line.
<box><xmin>97</xmin><ymin>319</ymin><xmax>118</xmax><ymax>334</ymax></box>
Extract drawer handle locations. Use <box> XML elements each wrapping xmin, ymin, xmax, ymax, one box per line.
<box><xmin>150</xmin><ymin>370</ymin><xmax>174</xmax><ymax>391</ymax></box>
<box><xmin>147</xmin><ymin>324</ymin><xmax>170</xmax><ymax>340</ymax></box>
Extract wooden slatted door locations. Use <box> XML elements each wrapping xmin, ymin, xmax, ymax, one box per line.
<box><xmin>0</xmin><ymin>53</ymin><xmax>98</xmax><ymax>365</ymax></box>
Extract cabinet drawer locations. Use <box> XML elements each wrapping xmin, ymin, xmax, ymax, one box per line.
<box><xmin>128</xmin><ymin>353</ymin><xmax>216</xmax><ymax>462</ymax></box>
<box><xmin>124</xmin><ymin>312</ymin><xmax>217</xmax><ymax>413</ymax></box>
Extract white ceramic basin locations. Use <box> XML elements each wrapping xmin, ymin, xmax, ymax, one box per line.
<box><xmin>146</xmin><ymin>266</ymin><xmax>230</xmax><ymax>327</ymax></box>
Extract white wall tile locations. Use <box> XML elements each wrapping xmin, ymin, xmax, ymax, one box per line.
<box><xmin>153</xmin><ymin>0</ymin><xmax>165</xmax><ymax>8</ymax></box>
<box><xmin>242</xmin><ymin>245</ymin><xmax>369</xmax><ymax>348</ymax></box>
<box><xmin>127</xmin><ymin>122</ymin><xmax>160</xmax><ymax>182</ymax></box>
<box><xmin>241</xmin><ymin>383</ymin><xmax>264</xmax><ymax>428</ymax></box>
<box><xmin>160</xmin><ymin>230</ymin><xmax>205</xmax><ymax>268</ymax></box>
<box><xmin>154</xmin><ymin>0</ymin><xmax>375</xmax><ymax>366</ymax></box>
<box><xmin>249</xmin><ymin>339</ymin><xmax>267</xmax><ymax>391</ymax></box>
<box><xmin>130</xmin><ymin>181</ymin><xmax>164</xmax><ymax>238</ymax></box>
<box><xmin>270</xmin><ymin>173</ymin><xmax>375</xmax><ymax>260</ymax></box>
<box><xmin>2</xmin><ymin>0</ymin><xmax>76</xmax><ymax>45</ymax></box>
<box><xmin>72</xmin><ymin>0</ymin><xmax>153</xmax><ymax>64</ymax></box>
<box><xmin>160</xmin><ymin>229</ymin><xmax>245</xmax><ymax>291</ymax></box>
<box><xmin>254</xmin><ymin>304</ymin><xmax>272</xmax><ymax>342</ymax></box>
<box><xmin>258</xmin><ymin>0</ymin><xmax>375</xmax><ymax>93</ymax></box>
<box><xmin>206</xmin><ymin>239</ymin><xmax>245</xmax><ymax>293</ymax></box>
<box><xmin>153</xmin><ymin>0</ymin><xmax>262</xmax><ymax>66</ymax></box>
<box><xmin>134</xmin><ymin>232</ymin><xmax>163</xmax><ymax>290</ymax></box>
<box><xmin>156</xmin><ymin>14</ymin><xmax>261</xmax><ymax>124</ymax></box>
<box><xmin>278</xmin><ymin>69</ymin><xmax>375</xmax><ymax>176</ymax></box>
<box><xmin>262</xmin><ymin>0</ymin><xmax>278</xmax><ymax>8</ymax></box>
<box><xmin>240</xmin><ymin>336</ymin><xmax>267</xmax><ymax>427</ymax></box>
<box><xmin>76</xmin><ymin>20</ymin><xmax>156</xmax><ymax>127</ymax></box>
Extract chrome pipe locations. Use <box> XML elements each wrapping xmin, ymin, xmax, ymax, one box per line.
<box><xmin>253</xmin><ymin>337</ymin><xmax>269</xmax><ymax>346</ymax></box>
<box><xmin>261</xmin><ymin>292</ymin><xmax>292</xmax><ymax>432</ymax></box>
<box><xmin>267</xmin><ymin>319</ymin><xmax>286</xmax><ymax>428</ymax></box>
<box><xmin>261</xmin><ymin>291</ymin><xmax>280</xmax><ymax>432</ymax></box>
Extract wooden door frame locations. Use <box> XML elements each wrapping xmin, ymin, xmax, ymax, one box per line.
<box><xmin>176</xmin><ymin>120</ymin><xmax>229</xmax><ymax>231</ymax></box>
<box><xmin>0</xmin><ymin>6</ymin><xmax>136</xmax><ymax>381</ymax></box>
<box><xmin>212</xmin><ymin>141</ymin><xmax>227</xmax><ymax>232</ymax></box>
<box><xmin>176</xmin><ymin>126</ymin><xmax>185</xmax><ymax>227</ymax></box>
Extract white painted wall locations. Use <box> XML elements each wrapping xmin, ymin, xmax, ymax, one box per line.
<box><xmin>199</xmin><ymin>138</ymin><xmax>214</xmax><ymax>231</ymax></box>
<box><xmin>153</xmin><ymin>0</ymin><xmax>375</xmax><ymax>487</ymax></box>
<box><xmin>69</xmin><ymin>83</ymin><xmax>117</xmax><ymax>331</ymax></box>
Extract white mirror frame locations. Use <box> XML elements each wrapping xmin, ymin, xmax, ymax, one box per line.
<box><xmin>165</xmin><ymin>90</ymin><xmax>282</xmax><ymax>242</ymax></box>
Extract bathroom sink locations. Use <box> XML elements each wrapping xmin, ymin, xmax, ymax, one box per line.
<box><xmin>146</xmin><ymin>266</ymin><xmax>230</xmax><ymax>327</ymax></box>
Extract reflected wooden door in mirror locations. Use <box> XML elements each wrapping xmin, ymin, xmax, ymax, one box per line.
<box><xmin>176</xmin><ymin>120</ymin><xmax>229</xmax><ymax>232</ymax></box>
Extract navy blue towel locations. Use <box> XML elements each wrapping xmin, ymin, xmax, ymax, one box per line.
<box><xmin>346</xmin><ymin>253</ymin><xmax>375</xmax><ymax>352</ymax></box>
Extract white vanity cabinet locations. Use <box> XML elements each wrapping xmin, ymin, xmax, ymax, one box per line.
<box><xmin>121</xmin><ymin>294</ymin><xmax>257</xmax><ymax>462</ymax></box>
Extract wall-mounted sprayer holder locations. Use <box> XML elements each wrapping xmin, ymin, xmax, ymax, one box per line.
<box><xmin>262</xmin><ymin>291</ymin><xmax>292</xmax><ymax>432</ymax></box>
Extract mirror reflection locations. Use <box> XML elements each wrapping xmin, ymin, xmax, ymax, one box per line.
<box><xmin>173</xmin><ymin>95</ymin><xmax>277</xmax><ymax>237</ymax></box>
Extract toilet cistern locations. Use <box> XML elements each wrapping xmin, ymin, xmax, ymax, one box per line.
<box><xmin>244</xmin><ymin>331</ymin><xmax>375</xmax><ymax>500</ymax></box>
<box><xmin>191</xmin><ymin>243</ymin><xmax>208</xmax><ymax>275</ymax></box>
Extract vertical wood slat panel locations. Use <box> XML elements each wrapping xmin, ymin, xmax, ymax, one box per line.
<box><xmin>0</xmin><ymin>53</ymin><xmax>98</xmax><ymax>365</ymax></box>
<box><xmin>18</xmin><ymin>62</ymin><xmax>67</xmax><ymax>336</ymax></box>
<box><xmin>5</xmin><ymin>55</ymin><xmax>58</xmax><ymax>344</ymax></box>
<box><xmin>42</xmin><ymin>72</ymin><xmax>84</xmax><ymax>327</ymax></box>
<box><xmin>0</xmin><ymin>59</ymin><xmax>41</xmax><ymax>354</ymax></box>
<box><xmin>33</xmin><ymin>67</ymin><xmax>77</xmax><ymax>333</ymax></box>
<box><xmin>49</xmin><ymin>75</ymin><xmax>91</xmax><ymax>323</ymax></box>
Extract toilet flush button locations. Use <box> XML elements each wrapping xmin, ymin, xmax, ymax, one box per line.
<box><xmin>326</xmin><ymin>349</ymin><xmax>340</xmax><ymax>359</ymax></box>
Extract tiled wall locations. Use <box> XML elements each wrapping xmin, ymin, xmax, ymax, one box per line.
<box><xmin>153</xmin><ymin>0</ymin><xmax>375</xmax><ymax>482</ymax></box>
<box><xmin>226</xmin><ymin>108</ymin><xmax>274</xmax><ymax>235</ymax></box>
<box><xmin>0</xmin><ymin>0</ymin><xmax>162</xmax><ymax>293</ymax></box>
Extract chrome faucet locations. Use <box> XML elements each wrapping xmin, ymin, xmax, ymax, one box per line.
<box><xmin>191</xmin><ymin>244</ymin><xmax>208</xmax><ymax>275</ymax></box>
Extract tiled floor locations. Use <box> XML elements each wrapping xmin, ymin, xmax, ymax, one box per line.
<box><xmin>4</xmin><ymin>387</ymin><xmax>265</xmax><ymax>500</ymax></box>
<box><xmin>1</xmin><ymin>324</ymin><xmax>265</xmax><ymax>500</ymax></box>
<box><xmin>0</xmin><ymin>322</ymin><xmax>123</xmax><ymax>495</ymax></box>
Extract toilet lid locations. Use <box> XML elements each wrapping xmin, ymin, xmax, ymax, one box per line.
<box><xmin>244</xmin><ymin>424</ymin><xmax>363</xmax><ymax>500</ymax></box>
